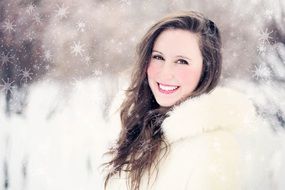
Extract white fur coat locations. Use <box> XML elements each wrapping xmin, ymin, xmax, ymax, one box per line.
<box><xmin>106</xmin><ymin>86</ymin><xmax>283</xmax><ymax>190</ymax></box>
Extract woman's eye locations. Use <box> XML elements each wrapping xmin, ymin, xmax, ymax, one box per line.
<box><xmin>177</xmin><ymin>59</ymin><xmax>189</xmax><ymax>65</ymax></box>
<box><xmin>152</xmin><ymin>55</ymin><xmax>164</xmax><ymax>61</ymax></box>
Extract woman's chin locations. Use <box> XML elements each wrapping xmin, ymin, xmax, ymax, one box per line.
<box><xmin>156</xmin><ymin>99</ymin><xmax>177</xmax><ymax>107</ymax></box>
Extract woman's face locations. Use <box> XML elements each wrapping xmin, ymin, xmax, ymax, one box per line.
<box><xmin>147</xmin><ymin>29</ymin><xmax>203</xmax><ymax>107</ymax></box>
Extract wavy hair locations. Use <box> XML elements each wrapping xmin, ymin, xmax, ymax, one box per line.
<box><xmin>104</xmin><ymin>11</ymin><xmax>222</xmax><ymax>190</ymax></box>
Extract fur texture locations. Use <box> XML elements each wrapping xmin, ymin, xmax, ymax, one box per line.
<box><xmin>107</xmin><ymin>86</ymin><xmax>283</xmax><ymax>190</ymax></box>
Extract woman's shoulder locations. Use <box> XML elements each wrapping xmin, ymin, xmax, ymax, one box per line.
<box><xmin>160</xmin><ymin>86</ymin><xmax>280</xmax><ymax>189</ymax></box>
<box><xmin>160</xmin><ymin>121</ymin><xmax>278</xmax><ymax>190</ymax></box>
<box><xmin>162</xmin><ymin>86</ymin><xmax>259</xmax><ymax>143</ymax></box>
<box><xmin>155</xmin><ymin>129</ymin><xmax>241</xmax><ymax>190</ymax></box>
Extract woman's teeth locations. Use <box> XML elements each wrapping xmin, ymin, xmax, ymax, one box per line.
<box><xmin>158</xmin><ymin>83</ymin><xmax>179</xmax><ymax>91</ymax></box>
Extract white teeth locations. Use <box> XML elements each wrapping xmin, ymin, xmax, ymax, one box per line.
<box><xmin>159</xmin><ymin>84</ymin><xmax>178</xmax><ymax>91</ymax></box>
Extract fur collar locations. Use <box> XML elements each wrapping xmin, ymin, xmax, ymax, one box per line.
<box><xmin>162</xmin><ymin>87</ymin><xmax>257</xmax><ymax>143</ymax></box>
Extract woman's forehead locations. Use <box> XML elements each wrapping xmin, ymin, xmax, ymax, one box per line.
<box><xmin>152</xmin><ymin>29</ymin><xmax>201</xmax><ymax>57</ymax></box>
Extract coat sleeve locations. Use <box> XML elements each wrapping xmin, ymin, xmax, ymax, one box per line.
<box><xmin>185</xmin><ymin>130</ymin><xmax>242</xmax><ymax>190</ymax></box>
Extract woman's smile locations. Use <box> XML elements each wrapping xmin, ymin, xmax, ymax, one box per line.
<box><xmin>157</xmin><ymin>82</ymin><xmax>180</xmax><ymax>94</ymax></box>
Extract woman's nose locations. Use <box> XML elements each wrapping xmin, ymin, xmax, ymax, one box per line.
<box><xmin>160</xmin><ymin>62</ymin><xmax>174</xmax><ymax>80</ymax></box>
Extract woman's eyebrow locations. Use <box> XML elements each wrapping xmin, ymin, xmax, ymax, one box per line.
<box><xmin>152</xmin><ymin>50</ymin><xmax>191</xmax><ymax>61</ymax></box>
<box><xmin>176</xmin><ymin>55</ymin><xmax>191</xmax><ymax>61</ymax></box>
<box><xmin>152</xmin><ymin>50</ymin><xmax>163</xmax><ymax>54</ymax></box>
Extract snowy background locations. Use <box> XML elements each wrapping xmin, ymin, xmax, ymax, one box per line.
<box><xmin>0</xmin><ymin>0</ymin><xmax>285</xmax><ymax>189</ymax></box>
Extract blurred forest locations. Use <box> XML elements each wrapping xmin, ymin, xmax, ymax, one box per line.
<box><xmin>0</xmin><ymin>0</ymin><xmax>284</xmax><ymax>115</ymax></box>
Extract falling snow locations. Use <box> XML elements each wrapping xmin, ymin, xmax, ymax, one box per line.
<box><xmin>76</xmin><ymin>21</ymin><xmax>86</xmax><ymax>32</ymax></box>
<box><xmin>44</xmin><ymin>50</ymin><xmax>53</xmax><ymax>61</ymax></box>
<box><xmin>264</xmin><ymin>9</ymin><xmax>273</xmax><ymax>19</ymax></box>
<box><xmin>0</xmin><ymin>52</ymin><xmax>15</xmax><ymax>65</ymax></box>
<box><xmin>252</xmin><ymin>64</ymin><xmax>272</xmax><ymax>81</ymax></box>
<box><xmin>84</xmin><ymin>55</ymin><xmax>92</xmax><ymax>64</ymax></box>
<box><xmin>0</xmin><ymin>79</ymin><xmax>14</xmax><ymax>94</ymax></box>
<box><xmin>70</xmin><ymin>41</ymin><xmax>85</xmax><ymax>57</ymax></box>
<box><xmin>33</xmin><ymin>13</ymin><xmax>43</xmax><ymax>25</ymax></box>
<box><xmin>93</xmin><ymin>69</ymin><xmax>102</xmax><ymax>77</ymax></box>
<box><xmin>2</xmin><ymin>19</ymin><xmax>16</xmax><ymax>33</ymax></box>
<box><xmin>119</xmin><ymin>0</ymin><xmax>132</xmax><ymax>6</ymax></box>
<box><xmin>55</xmin><ymin>4</ymin><xmax>69</xmax><ymax>19</ymax></box>
<box><xmin>20</xmin><ymin>68</ymin><xmax>33</xmax><ymax>83</ymax></box>
<box><xmin>257</xmin><ymin>44</ymin><xmax>267</xmax><ymax>55</ymax></box>
<box><xmin>26</xmin><ymin>4</ymin><xmax>36</xmax><ymax>15</ymax></box>
<box><xmin>70</xmin><ymin>76</ymin><xmax>84</xmax><ymax>89</ymax></box>
<box><xmin>258</xmin><ymin>28</ymin><xmax>273</xmax><ymax>44</ymax></box>
<box><xmin>0</xmin><ymin>1</ymin><xmax>285</xmax><ymax>190</ymax></box>
<box><xmin>26</xmin><ymin>30</ymin><xmax>37</xmax><ymax>41</ymax></box>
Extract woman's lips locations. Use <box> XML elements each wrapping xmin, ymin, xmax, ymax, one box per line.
<box><xmin>157</xmin><ymin>82</ymin><xmax>179</xmax><ymax>94</ymax></box>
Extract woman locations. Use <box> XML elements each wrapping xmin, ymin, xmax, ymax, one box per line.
<box><xmin>103</xmin><ymin>11</ymin><xmax>278</xmax><ymax>190</ymax></box>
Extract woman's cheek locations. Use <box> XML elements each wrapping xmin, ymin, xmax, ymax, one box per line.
<box><xmin>176</xmin><ymin>67</ymin><xmax>201</xmax><ymax>86</ymax></box>
<box><xmin>147</xmin><ymin>62</ymin><xmax>159</xmax><ymax>78</ymax></box>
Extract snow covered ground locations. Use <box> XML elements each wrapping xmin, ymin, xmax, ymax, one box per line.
<box><xmin>0</xmin><ymin>75</ymin><xmax>126</xmax><ymax>190</ymax></box>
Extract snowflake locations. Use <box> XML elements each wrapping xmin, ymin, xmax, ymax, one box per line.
<box><xmin>33</xmin><ymin>64</ymin><xmax>40</xmax><ymax>70</ymax></box>
<box><xmin>70</xmin><ymin>77</ymin><xmax>84</xmax><ymax>89</ymax></box>
<box><xmin>265</xmin><ymin>9</ymin><xmax>273</xmax><ymax>19</ymax></box>
<box><xmin>119</xmin><ymin>0</ymin><xmax>131</xmax><ymax>6</ymax></box>
<box><xmin>55</xmin><ymin>4</ymin><xmax>69</xmax><ymax>19</ymax></box>
<box><xmin>252</xmin><ymin>64</ymin><xmax>271</xmax><ymax>81</ymax></box>
<box><xmin>1</xmin><ymin>52</ymin><xmax>15</xmax><ymax>65</ymax></box>
<box><xmin>257</xmin><ymin>44</ymin><xmax>267</xmax><ymax>55</ymax></box>
<box><xmin>258</xmin><ymin>28</ymin><xmax>273</xmax><ymax>44</ymax></box>
<box><xmin>76</xmin><ymin>21</ymin><xmax>86</xmax><ymax>32</ymax></box>
<box><xmin>33</xmin><ymin>13</ymin><xmax>42</xmax><ymax>25</ymax></box>
<box><xmin>2</xmin><ymin>19</ymin><xmax>16</xmax><ymax>33</ymax></box>
<box><xmin>20</xmin><ymin>68</ymin><xmax>33</xmax><ymax>82</ymax></box>
<box><xmin>84</xmin><ymin>55</ymin><xmax>92</xmax><ymax>65</ymax></box>
<box><xmin>44</xmin><ymin>64</ymin><xmax>50</xmax><ymax>71</ymax></box>
<box><xmin>93</xmin><ymin>69</ymin><xmax>102</xmax><ymax>77</ymax></box>
<box><xmin>26</xmin><ymin>4</ymin><xmax>36</xmax><ymax>15</ymax></box>
<box><xmin>0</xmin><ymin>79</ymin><xmax>14</xmax><ymax>94</ymax></box>
<box><xmin>70</xmin><ymin>41</ymin><xmax>85</xmax><ymax>57</ymax></box>
<box><xmin>26</xmin><ymin>30</ymin><xmax>37</xmax><ymax>41</ymax></box>
<box><xmin>44</xmin><ymin>50</ymin><xmax>53</xmax><ymax>61</ymax></box>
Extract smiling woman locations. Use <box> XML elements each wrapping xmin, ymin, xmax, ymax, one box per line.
<box><xmin>147</xmin><ymin>29</ymin><xmax>203</xmax><ymax>107</ymax></box>
<box><xmin>103</xmin><ymin>11</ymin><xmax>278</xmax><ymax>190</ymax></box>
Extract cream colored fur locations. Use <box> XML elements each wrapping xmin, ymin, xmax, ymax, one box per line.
<box><xmin>107</xmin><ymin>86</ymin><xmax>281</xmax><ymax>190</ymax></box>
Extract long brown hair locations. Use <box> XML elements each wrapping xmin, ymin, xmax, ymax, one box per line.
<box><xmin>104</xmin><ymin>11</ymin><xmax>222</xmax><ymax>190</ymax></box>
